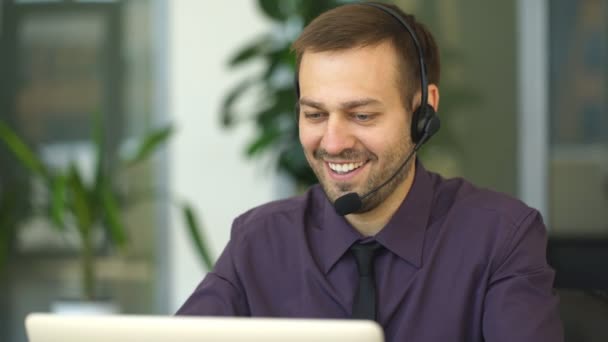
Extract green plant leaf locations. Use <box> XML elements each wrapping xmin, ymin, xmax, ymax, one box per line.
<box><xmin>220</xmin><ymin>77</ymin><xmax>259</xmax><ymax>127</ymax></box>
<box><xmin>68</xmin><ymin>164</ymin><xmax>92</xmax><ymax>236</ymax></box>
<box><xmin>228</xmin><ymin>34</ymin><xmax>272</xmax><ymax>66</ymax></box>
<box><xmin>124</xmin><ymin>126</ymin><xmax>173</xmax><ymax>167</ymax></box>
<box><xmin>300</xmin><ymin>0</ymin><xmax>340</xmax><ymax>23</ymax></box>
<box><xmin>0</xmin><ymin>121</ymin><xmax>49</xmax><ymax>179</ymax></box>
<box><xmin>262</xmin><ymin>48</ymin><xmax>295</xmax><ymax>81</ymax></box>
<box><xmin>257</xmin><ymin>0</ymin><xmax>288</xmax><ymax>21</ymax></box>
<box><xmin>278</xmin><ymin>141</ymin><xmax>317</xmax><ymax>186</ymax></box>
<box><xmin>100</xmin><ymin>183</ymin><xmax>127</xmax><ymax>248</ymax></box>
<box><xmin>50</xmin><ymin>175</ymin><xmax>67</xmax><ymax>230</ymax></box>
<box><xmin>182</xmin><ymin>204</ymin><xmax>214</xmax><ymax>270</ymax></box>
<box><xmin>246</xmin><ymin>126</ymin><xmax>282</xmax><ymax>156</ymax></box>
<box><xmin>230</xmin><ymin>44</ymin><xmax>260</xmax><ymax>66</ymax></box>
<box><xmin>252</xmin><ymin>87</ymin><xmax>297</xmax><ymax>129</ymax></box>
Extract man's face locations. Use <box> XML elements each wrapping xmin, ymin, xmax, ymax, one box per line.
<box><xmin>298</xmin><ymin>41</ymin><xmax>414</xmax><ymax>213</ymax></box>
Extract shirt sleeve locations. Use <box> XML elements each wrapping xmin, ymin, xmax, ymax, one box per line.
<box><xmin>482</xmin><ymin>210</ymin><xmax>564</xmax><ymax>341</ymax></box>
<box><xmin>175</xmin><ymin>222</ymin><xmax>250</xmax><ymax>316</ymax></box>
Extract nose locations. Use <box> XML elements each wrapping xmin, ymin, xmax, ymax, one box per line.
<box><xmin>320</xmin><ymin>115</ymin><xmax>356</xmax><ymax>155</ymax></box>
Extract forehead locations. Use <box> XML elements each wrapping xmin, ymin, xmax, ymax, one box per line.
<box><xmin>298</xmin><ymin>41</ymin><xmax>402</xmax><ymax>102</ymax></box>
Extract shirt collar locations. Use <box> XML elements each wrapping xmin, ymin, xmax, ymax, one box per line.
<box><xmin>313</xmin><ymin>187</ymin><xmax>362</xmax><ymax>275</ymax></box>
<box><xmin>375</xmin><ymin>160</ymin><xmax>433</xmax><ymax>268</ymax></box>
<box><xmin>313</xmin><ymin>159</ymin><xmax>434</xmax><ymax>274</ymax></box>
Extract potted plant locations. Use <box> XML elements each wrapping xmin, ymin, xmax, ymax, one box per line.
<box><xmin>0</xmin><ymin>114</ymin><xmax>173</xmax><ymax>309</ymax></box>
<box><xmin>0</xmin><ymin>114</ymin><xmax>216</xmax><ymax>311</ymax></box>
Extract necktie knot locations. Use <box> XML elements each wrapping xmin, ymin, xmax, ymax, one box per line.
<box><xmin>350</xmin><ymin>241</ymin><xmax>383</xmax><ymax>276</ymax></box>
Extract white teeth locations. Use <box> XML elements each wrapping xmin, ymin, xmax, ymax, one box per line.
<box><xmin>328</xmin><ymin>161</ymin><xmax>365</xmax><ymax>174</ymax></box>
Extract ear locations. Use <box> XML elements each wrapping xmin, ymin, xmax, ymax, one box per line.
<box><xmin>427</xmin><ymin>84</ymin><xmax>440</xmax><ymax>112</ymax></box>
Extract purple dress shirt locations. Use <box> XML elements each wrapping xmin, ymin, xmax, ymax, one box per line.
<box><xmin>177</xmin><ymin>161</ymin><xmax>564</xmax><ymax>342</ymax></box>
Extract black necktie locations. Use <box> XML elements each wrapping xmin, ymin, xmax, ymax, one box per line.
<box><xmin>350</xmin><ymin>241</ymin><xmax>383</xmax><ymax>320</ymax></box>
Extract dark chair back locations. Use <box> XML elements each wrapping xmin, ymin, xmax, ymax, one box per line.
<box><xmin>548</xmin><ymin>237</ymin><xmax>608</xmax><ymax>342</ymax></box>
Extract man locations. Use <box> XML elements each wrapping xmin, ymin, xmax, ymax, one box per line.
<box><xmin>178</xmin><ymin>2</ymin><xmax>563</xmax><ymax>341</ymax></box>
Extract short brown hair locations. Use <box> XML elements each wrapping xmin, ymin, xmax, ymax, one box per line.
<box><xmin>292</xmin><ymin>2</ymin><xmax>440</xmax><ymax>111</ymax></box>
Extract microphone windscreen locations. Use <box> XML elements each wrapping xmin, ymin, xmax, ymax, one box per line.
<box><xmin>334</xmin><ymin>192</ymin><xmax>362</xmax><ymax>216</ymax></box>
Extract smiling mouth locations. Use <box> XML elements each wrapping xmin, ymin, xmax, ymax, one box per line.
<box><xmin>327</xmin><ymin>161</ymin><xmax>366</xmax><ymax>175</ymax></box>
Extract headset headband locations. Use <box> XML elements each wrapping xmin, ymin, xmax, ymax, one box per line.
<box><xmin>360</xmin><ymin>2</ymin><xmax>428</xmax><ymax>110</ymax></box>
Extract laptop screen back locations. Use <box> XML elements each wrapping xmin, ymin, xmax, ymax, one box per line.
<box><xmin>25</xmin><ymin>313</ymin><xmax>384</xmax><ymax>342</ymax></box>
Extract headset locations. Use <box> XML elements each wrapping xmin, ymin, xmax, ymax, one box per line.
<box><xmin>294</xmin><ymin>2</ymin><xmax>440</xmax><ymax>146</ymax></box>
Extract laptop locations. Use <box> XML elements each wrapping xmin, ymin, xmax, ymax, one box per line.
<box><xmin>25</xmin><ymin>313</ymin><xmax>384</xmax><ymax>342</ymax></box>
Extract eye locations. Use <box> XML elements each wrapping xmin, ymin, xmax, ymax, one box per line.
<box><xmin>352</xmin><ymin>113</ymin><xmax>374</xmax><ymax>122</ymax></box>
<box><xmin>303</xmin><ymin>112</ymin><xmax>327</xmax><ymax>121</ymax></box>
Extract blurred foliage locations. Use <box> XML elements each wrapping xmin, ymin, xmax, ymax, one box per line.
<box><xmin>181</xmin><ymin>203</ymin><xmax>214</xmax><ymax>271</ymax></box>
<box><xmin>221</xmin><ymin>0</ymin><xmax>480</xmax><ymax>186</ymax></box>
<box><xmin>221</xmin><ymin>0</ymin><xmax>347</xmax><ymax>187</ymax></box>
<box><xmin>0</xmin><ymin>114</ymin><xmax>174</xmax><ymax>300</ymax></box>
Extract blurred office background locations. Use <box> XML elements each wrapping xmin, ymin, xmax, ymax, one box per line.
<box><xmin>0</xmin><ymin>0</ymin><xmax>606</xmax><ymax>341</ymax></box>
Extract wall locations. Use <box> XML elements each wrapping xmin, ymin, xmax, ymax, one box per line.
<box><xmin>164</xmin><ymin>1</ymin><xmax>282</xmax><ymax>313</ymax></box>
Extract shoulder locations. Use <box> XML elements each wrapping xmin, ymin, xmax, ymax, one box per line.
<box><xmin>429</xmin><ymin>172</ymin><xmax>545</xmax><ymax>258</ymax></box>
<box><xmin>224</xmin><ymin>186</ymin><xmax>324</xmax><ymax>268</ymax></box>
<box><xmin>229</xmin><ymin>185</ymin><xmax>321</xmax><ymax>241</ymax></box>
<box><xmin>432</xmin><ymin>173</ymin><xmax>538</xmax><ymax>229</ymax></box>
<box><xmin>430</xmin><ymin>173</ymin><xmax>547</xmax><ymax>270</ymax></box>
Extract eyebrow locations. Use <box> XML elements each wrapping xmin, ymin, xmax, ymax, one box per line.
<box><xmin>299</xmin><ymin>97</ymin><xmax>382</xmax><ymax>111</ymax></box>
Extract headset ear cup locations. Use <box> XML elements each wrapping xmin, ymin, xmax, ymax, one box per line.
<box><xmin>410</xmin><ymin>106</ymin><xmax>425</xmax><ymax>144</ymax></box>
<box><xmin>418</xmin><ymin>104</ymin><xmax>435</xmax><ymax>135</ymax></box>
<box><xmin>411</xmin><ymin>104</ymin><xmax>438</xmax><ymax>144</ymax></box>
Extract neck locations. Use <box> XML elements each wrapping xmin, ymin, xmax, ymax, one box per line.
<box><xmin>345</xmin><ymin>161</ymin><xmax>416</xmax><ymax>237</ymax></box>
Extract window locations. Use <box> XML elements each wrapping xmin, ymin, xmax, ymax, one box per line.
<box><xmin>549</xmin><ymin>0</ymin><xmax>608</xmax><ymax>237</ymax></box>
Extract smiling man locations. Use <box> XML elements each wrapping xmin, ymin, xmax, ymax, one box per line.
<box><xmin>177</xmin><ymin>2</ymin><xmax>563</xmax><ymax>341</ymax></box>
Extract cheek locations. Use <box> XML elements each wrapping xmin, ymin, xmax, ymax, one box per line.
<box><xmin>362</xmin><ymin>126</ymin><xmax>407</xmax><ymax>156</ymax></box>
<box><xmin>298</xmin><ymin>125</ymin><xmax>322</xmax><ymax>152</ymax></box>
